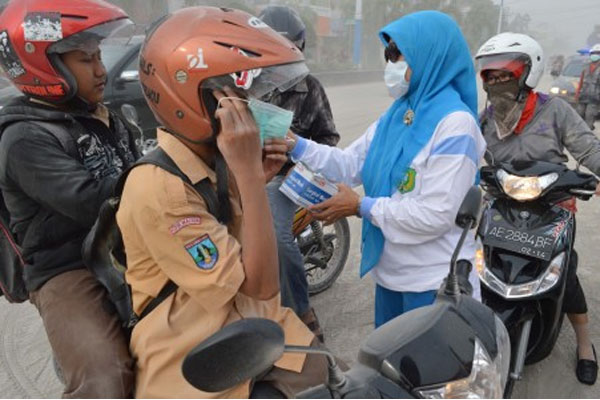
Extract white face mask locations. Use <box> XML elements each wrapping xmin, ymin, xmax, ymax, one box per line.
<box><xmin>384</xmin><ymin>60</ymin><xmax>410</xmax><ymax>99</ymax></box>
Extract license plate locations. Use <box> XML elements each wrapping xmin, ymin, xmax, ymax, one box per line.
<box><xmin>481</xmin><ymin>210</ymin><xmax>561</xmax><ymax>261</ymax></box>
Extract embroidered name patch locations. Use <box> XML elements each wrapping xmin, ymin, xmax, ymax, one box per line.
<box><xmin>169</xmin><ymin>217</ymin><xmax>202</xmax><ymax>235</ymax></box>
<box><xmin>185</xmin><ymin>235</ymin><xmax>218</xmax><ymax>270</ymax></box>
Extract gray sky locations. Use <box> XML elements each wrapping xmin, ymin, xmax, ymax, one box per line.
<box><xmin>496</xmin><ymin>0</ymin><xmax>600</xmax><ymax>56</ymax></box>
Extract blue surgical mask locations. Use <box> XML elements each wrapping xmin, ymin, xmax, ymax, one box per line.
<box><xmin>384</xmin><ymin>61</ymin><xmax>410</xmax><ymax>99</ymax></box>
<box><xmin>217</xmin><ymin>96</ymin><xmax>294</xmax><ymax>146</ymax></box>
<box><xmin>591</xmin><ymin>54</ymin><xmax>600</xmax><ymax>62</ymax></box>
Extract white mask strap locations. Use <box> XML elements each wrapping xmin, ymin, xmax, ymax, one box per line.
<box><xmin>217</xmin><ymin>96</ymin><xmax>249</xmax><ymax>109</ymax></box>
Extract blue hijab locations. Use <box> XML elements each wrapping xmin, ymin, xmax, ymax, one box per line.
<box><xmin>359</xmin><ymin>11</ymin><xmax>478</xmax><ymax>277</ymax></box>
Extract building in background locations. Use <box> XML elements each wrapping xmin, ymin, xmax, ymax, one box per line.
<box><xmin>108</xmin><ymin>0</ymin><xmax>531</xmax><ymax>73</ymax></box>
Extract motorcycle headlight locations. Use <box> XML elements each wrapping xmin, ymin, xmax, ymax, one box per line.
<box><xmin>550</xmin><ymin>86</ymin><xmax>560</xmax><ymax>94</ymax></box>
<box><xmin>476</xmin><ymin>246</ymin><xmax>566</xmax><ymax>299</ymax></box>
<box><xmin>496</xmin><ymin>170</ymin><xmax>558</xmax><ymax>201</ymax></box>
<box><xmin>417</xmin><ymin>317</ymin><xmax>510</xmax><ymax>399</ymax></box>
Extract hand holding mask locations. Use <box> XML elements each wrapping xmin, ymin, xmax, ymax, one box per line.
<box><xmin>217</xmin><ymin>95</ymin><xmax>293</xmax><ymax>147</ymax></box>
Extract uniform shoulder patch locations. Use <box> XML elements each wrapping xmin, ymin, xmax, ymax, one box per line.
<box><xmin>398</xmin><ymin>168</ymin><xmax>417</xmax><ymax>194</ymax></box>
<box><xmin>185</xmin><ymin>234</ymin><xmax>218</xmax><ymax>270</ymax></box>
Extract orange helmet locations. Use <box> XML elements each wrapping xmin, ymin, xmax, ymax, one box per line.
<box><xmin>0</xmin><ymin>0</ymin><xmax>131</xmax><ymax>103</ymax></box>
<box><xmin>139</xmin><ymin>6</ymin><xmax>307</xmax><ymax>143</ymax></box>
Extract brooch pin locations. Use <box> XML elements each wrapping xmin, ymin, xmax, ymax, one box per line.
<box><xmin>403</xmin><ymin>109</ymin><xmax>415</xmax><ymax>125</ymax></box>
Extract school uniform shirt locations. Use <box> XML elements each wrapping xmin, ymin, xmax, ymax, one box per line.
<box><xmin>117</xmin><ymin>130</ymin><xmax>313</xmax><ymax>399</ymax></box>
<box><xmin>291</xmin><ymin>111</ymin><xmax>486</xmax><ymax>294</ymax></box>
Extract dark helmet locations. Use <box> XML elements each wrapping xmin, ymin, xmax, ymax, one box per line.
<box><xmin>259</xmin><ymin>5</ymin><xmax>306</xmax><ymax>51</ymax></box>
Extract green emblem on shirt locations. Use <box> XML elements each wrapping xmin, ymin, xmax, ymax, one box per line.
<box><xmin>398</xmin><ymin>168</ymin><xmax>417</xmax><ymax>194</ymax></box>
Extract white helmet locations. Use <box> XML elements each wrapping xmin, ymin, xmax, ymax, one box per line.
<box><xmin>475</xmin><ymin>32</ymin><xmax>544</xmax><ymax>90</ymax></box>
<box><xmin>590</xmin><ymin>43</ymin><xmax>600</xmax><ymax>54</ymax></box>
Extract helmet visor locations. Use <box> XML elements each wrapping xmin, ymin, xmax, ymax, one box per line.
<box><xmin>201</xmin><ymin>61</ymin><xmax>309</xmax><ymax>99</ymax></box>
<box><xmin>47</xmin><ymin>18</ymin><xmax>135</xmax><ymax>55</ymax></box>
<box><xmin>476</xmin><ymin>52</ymin><xmax>531</xmax><ymax>80</ymax></box>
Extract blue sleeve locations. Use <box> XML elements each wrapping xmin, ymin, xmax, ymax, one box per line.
<box><xmin>290</xmin><ymin>136</ymin><xmax>309</xmax><ymax>161</ymax></box>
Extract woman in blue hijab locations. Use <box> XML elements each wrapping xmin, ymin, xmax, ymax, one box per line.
<box><xmin>278</xmin><ymin>11</ymin><xmax>486</xmax><ymax>327</ymax></box>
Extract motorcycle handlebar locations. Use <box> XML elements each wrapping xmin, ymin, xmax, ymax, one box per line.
<box><xmin>569</xmin><ymin>188</ymin><xmax>596</xmax><ymax>199</ymax></box>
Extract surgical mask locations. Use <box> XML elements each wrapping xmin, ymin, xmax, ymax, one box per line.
<box><xmin>485</xmin><ymin>79</ymin><xmax>526</xmax><ymax>140</ymax></box>
<box><xmin>217</xmin><ymin>96</ymin><xmax>294</xmax><ymax>145</ymax></box>
<box><xmin>384</xmin><ymin>61</ymin><xmax>410</xmax><ymax>99</ymax></box>
<box><xmin>591</xmin><ymin>54</ymin><xmax>600</xmax><ymax>62</ymax></box>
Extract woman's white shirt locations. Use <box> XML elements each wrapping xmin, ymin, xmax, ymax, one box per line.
<box><xmin>291</xmin><ymin>110</ymin><xmax>486</xmax><ymax>294</ymax></box>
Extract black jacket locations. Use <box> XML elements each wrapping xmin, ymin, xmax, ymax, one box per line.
<box><xmin>269</xmin><ymin>74</ymin><xmax>340</xmax><ymax>175</ymax></box>
<box><xmin>0</xmin><ymin>97</ymin><xmax>140</xmax><ymax>291</ymax></box>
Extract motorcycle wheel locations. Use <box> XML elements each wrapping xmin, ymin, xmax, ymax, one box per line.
<box><xmin>525</xmin><ymin>312</ymin><xmax>565</xmax><ymax>364</ymax></box>
<box><xmin>300</xmin><ymin>217</ymin><xmax>350</xmax><ymax>295</ymax></box>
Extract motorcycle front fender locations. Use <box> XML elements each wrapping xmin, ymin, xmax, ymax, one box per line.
<box><xmin>480</xmin><ymin>289</ymin><xmax>539</xmax><ymax>332</ymax></box>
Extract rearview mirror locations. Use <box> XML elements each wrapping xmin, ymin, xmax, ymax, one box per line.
<box><xmin>455</xmin><ymin>186</ymin><xmax>482</xmax><ymax>229</ymax></box>
<box><xmin>182</xmin><ymin>318</ymin><xmax>285</xmax><ymax>393</ymax></box>
<box><xmin>120</xmin><ymin>104</ymin><xmax>139</xmax><ymax>127</ymax></box>
<box><xmin>118</xmin><ymin>70</ymin><xmax>139</xmax><ymax>83</ymax></box>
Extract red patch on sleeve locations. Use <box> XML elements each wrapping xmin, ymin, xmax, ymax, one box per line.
<box><xmin>169</xmin><ymin>217</ymin><xmax>202</xmax><ymax>235</ymax></box>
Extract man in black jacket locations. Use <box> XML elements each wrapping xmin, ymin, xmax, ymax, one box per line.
<box><xmin>260</xmin><ymin>5</ymin><xmax>340</xmax><ymax>342</ymax></box>
<box><xmin>0</xmin><ymin>1</ymin><xmax>138</xmax><ymax>397</ymax></box>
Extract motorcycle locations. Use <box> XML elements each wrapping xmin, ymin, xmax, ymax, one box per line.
<box><xmin>293</xmin><ymin>207</ymin><xmax>350</xmax><ymax>295</ymax></box>
<box><xmin>476</xmin><ymin>160</ymin><xmax>598</xmax><ymax>397</ymax></box>
<box><xmin>181</xmin><ymin>187</ymin><xmax>511</xmax><ymax>399</ymax></box>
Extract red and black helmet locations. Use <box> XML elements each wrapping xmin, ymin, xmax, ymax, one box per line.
<box><xmin>0</xmin><ymin>0</ymin><xmax>131</xmax><ymax>103</ymax></box>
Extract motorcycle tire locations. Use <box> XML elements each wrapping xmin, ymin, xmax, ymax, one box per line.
<box><xmin>525</xmin><ymin>312</ymin><xmax>565</xmax><ymax>365</ymax></box>
<box><xmin>303</xmin><ymin>217</ymin><xmax>350</xmax><ymax>295</ymax></box>
<box><xmin>504</xmin><ymin>377</ymin><xmax>515</xmax><ymax>399</ymax></box>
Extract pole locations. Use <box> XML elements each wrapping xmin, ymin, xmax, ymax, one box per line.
<box><xmin>352</xmin><ymin>0</ymin><xmax>362</xmax><ymax>67</ymax></box>
<box><xmin>496</xmin><ymin>0</ymin><xmax>504</xmax><ymax>34</ymax></box>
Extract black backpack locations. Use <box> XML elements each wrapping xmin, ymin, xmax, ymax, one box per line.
<box><xmin>82</xmin><ymin>146</ymin><xmax>220</xmax><ymax>329</ymax></box>
<box><xmin>0</xmin><ymin>121</ymin><xmax>82</xmax><ymax>303</ymax></box>
<box><xmin>0</xmin><ymin>193</ymin><xmax>28</xmax><ymax>302</ymax></box>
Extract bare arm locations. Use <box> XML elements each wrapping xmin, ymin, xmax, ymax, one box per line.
<box><xmin>214</xmin><ymin>88</ymin><xmax>279</xmax><ymax>300</ymax></box>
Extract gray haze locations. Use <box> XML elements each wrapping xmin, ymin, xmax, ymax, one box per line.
<box><xmin>498</xmin><ymin>0</ymin><xmax>600</xmax><ymax>56</ymax></box>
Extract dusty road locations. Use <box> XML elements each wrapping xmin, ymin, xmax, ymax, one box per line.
<box><xmin>1</xmin><ymin>76</ymin><xmax>599</xmax><ymax>398</ymax></box>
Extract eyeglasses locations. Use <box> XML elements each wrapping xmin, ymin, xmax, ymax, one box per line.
<box><xmin>384</xmin><ymin>42</ymin><xmax>402</xmax><ymax>63</ymax></box>
<box><xmin>484</xmin><ymin>71</ymin><xmax>515</xmax><ymax>85</ymax></box>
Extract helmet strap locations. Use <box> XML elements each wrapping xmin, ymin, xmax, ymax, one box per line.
<box><xmin>516</xmin><ymin>64</ymin><xmax>532</xmax><ymax>102</ymax></box>
<box><xmin>47</xmin><ymin>52</ymin><xmax>78</xmax><ymax>104</ymax></box>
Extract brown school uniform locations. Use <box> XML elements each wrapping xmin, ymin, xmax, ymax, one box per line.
<box><xmin>116</xmin><ymin>130</ymin><xmax>315</xmax><ymax>398</ymax></box>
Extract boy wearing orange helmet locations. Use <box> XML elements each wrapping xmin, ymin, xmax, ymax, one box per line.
<box><xmin>0</xmin><ymin>0</ymin><xmax>138</xmax><ymax>397</ymax></box>
<box><xmin>116</xmin><ymin>6</ymin><xmax>327</xmax><ymax>398</ymax></box>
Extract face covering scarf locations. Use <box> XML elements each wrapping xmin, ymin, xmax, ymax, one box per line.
<box><xmin>485</xmin><ymin>80</ymin><xmax>526</xmax><ymax>140</ymax></box>
<box><xmin>217</xmin><ymin>97</ymin><xmax>293</xmax><ymax>146</ymax></box>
